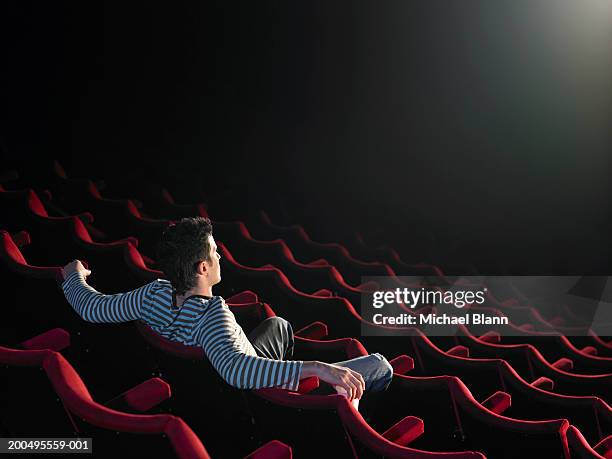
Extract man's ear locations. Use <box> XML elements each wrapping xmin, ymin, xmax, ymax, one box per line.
<box><xmin>195</xmin><ymin>260</ymin><xmax>207</xmax><ymax>275</ymax></box>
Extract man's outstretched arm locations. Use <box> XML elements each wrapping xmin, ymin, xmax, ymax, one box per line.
<box><xmin>61</xmin><ymin>260</ymin><xmax>152</xmax><ymax>323</ymax></box>
<box><xmin>196</xmin><ymin>297</ymin><xmax>365</xmax><ymax>399</ymax></box>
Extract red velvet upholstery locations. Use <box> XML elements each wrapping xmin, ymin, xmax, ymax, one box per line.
<box><xmin>244</xmin><ymin>440</ymin><xmax>292</xmax><ymax>459</ymax></box>
<box><xmin>0</xmin><ymin>230</ymin><xmax>61</xmax><ymax>279</ymax></box>
<box><xmin>382</xmin><ymin>416</ymin><xmax>425</xmax><ymax>447</ymax></box>
<box><xmin>294</xmin><ymin>321</ymin><xmax>328</xmax><ymax>340</ymax></box>
<box><xmin>20</xmin><ymin>328</ymin><xmax>70</xmax><ymax>352</ymax></box>
<box><xmin>2</xmin><ymin>230</ymin><xmax>27</xmax><ymax>265</ymax></box>
<box><xmin>0</xmin><ymin>346</ymin><xmax>55</xmax><ymax>366</ymax></box>
<box><xmin>122</xmin><ymin>377</ymin><xmax>172</xmax><ymax>412</ymax></box>
<box><xmin>226</xmin><ymin>290</ymin><xmax>259</xmax><ymax>305</ymax></box>
<box><xmin>164</xmin><ymin>417</ymin><xmax>212</xmax><ymax>459</ymax></box>
<box><xmin>43</xmin><ymin>352</ymin><xmax>172</xmax><ymax>432</ymax></box>
<box><xmin>389</xmin><ymin>355</ymin><xmax>415</xmax><ymax>374</ymax></box>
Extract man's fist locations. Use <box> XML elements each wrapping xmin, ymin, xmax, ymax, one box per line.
<box><xmin>62</xmin><ymin>260</ymin><xmax>91</xmax><ymax>281</ymax></box>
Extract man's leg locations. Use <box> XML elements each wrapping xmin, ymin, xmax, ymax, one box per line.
<box><xmin>247</xmin><ymin>317</ymin><xmax>393</xmax><ymax>406</ymax></box>
<box><xmin>331</xmin><ymin>353</ymin><xmax>394</xmax><ymax>393</ymax></box>
<box><xmin>247</xmin><ymin>317</ymin><xmax>294</xmax><ymax>360</ymax></box>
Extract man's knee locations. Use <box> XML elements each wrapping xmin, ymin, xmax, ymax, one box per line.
<box><xmin>262</xmin><ymin>317</ymin><xmax>293</xmax><ymax>343</ymax></box>
<box><xmin>368</xmin><ymin>353</ymin><xmax>393</xmax><ymax>393</ymax></box>
<box><xmin>263</xmin><ymin>316</ymin><xmax>291</xmax><ymax>332</ymax></box>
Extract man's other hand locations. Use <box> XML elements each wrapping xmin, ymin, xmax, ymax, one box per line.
<box><xmin>62</xmin><ymin>260</ymin><xmax>91</xmax><ymax>281</ymax></box>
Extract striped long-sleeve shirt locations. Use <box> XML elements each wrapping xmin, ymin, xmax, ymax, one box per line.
<box><xmin>62</xmin><ymin>271</ymin><xmax>303</xmax><ymax>390</ymax></box>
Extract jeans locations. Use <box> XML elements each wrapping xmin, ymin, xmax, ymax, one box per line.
<box><xmin>248</xmin><ymin>317</ymin><xmax>393</xmax><ymax>394</ymax></box>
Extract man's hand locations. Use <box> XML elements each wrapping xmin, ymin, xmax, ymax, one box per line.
<box><xmin>62</xmin><ymin>260</ymin><xmax>91</xmax><ymax>281</ymax></box>
<box><xmin>302</xmin><ymin>361</ymin><xmax>365</xmax><ymax>401</ymax></box>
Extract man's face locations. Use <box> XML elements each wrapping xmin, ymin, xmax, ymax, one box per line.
<box><xmin>204</xmin><ymin>235</ymin><xmax>221</xmax><ymax>286</ymax></box>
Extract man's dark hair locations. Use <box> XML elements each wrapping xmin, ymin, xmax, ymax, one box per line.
<box><xmin>156</xmin><ymin>217</ymin><xmax>213</xmax><ymax>295</ymax></box>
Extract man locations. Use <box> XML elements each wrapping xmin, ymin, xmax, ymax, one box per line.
<box><xmin>62</xmin><ymin>217</ymin><xmax>392</xmax><ymax>405</ymax></box>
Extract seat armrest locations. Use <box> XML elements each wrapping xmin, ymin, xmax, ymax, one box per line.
<box><xmin>295</xmin><ymin>321</ymin><xmax>328</xmax><ymax>340</ymax></box>
<box><xmin>104</xmin><ymin>377</ymin><xmax>171</xmax><ymax>412</ymax></box>
<box><xmin>245</xmin><ymin>440</ymin><xmax>292</xmax><ymax>459</ymax></box>
<box><xmin>20</xmin><ymin>328</ymin><xmax>70</xmax><ymax>352</ymax></box>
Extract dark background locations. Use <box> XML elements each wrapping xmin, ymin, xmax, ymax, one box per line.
<box><xmin>2</xmin><ymin>1</ymin><xmax>611</xmax><ymax>274</ymax></box>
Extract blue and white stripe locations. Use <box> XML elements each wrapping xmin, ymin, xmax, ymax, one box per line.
<box><xmin>62</xmin><ymin>272</ymin><xmax>303</xmax><ymax>390</ymax></box>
